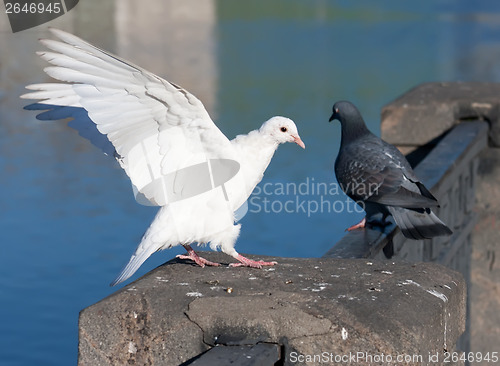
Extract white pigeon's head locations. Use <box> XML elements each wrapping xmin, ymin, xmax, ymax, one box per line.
<box><xmin>260</xmin><ymin>116</ymin><xmax>305</xmax><ymax>149</ymax></box>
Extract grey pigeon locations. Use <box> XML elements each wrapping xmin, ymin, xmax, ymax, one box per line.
<box><xmin>329</xmin><ymin>101</ymin><xmax>452</xmax><ymax>240</ymax></box>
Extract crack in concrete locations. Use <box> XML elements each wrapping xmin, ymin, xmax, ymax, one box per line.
<box><xmin>184</xmin><ymin>305</ymin><xmax>213</xmax><ymax>348</ymax></box>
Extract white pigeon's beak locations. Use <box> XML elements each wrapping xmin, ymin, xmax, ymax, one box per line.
<box><xmin>293</xmin><ymin>135</ymin><xmax>305</xmax><ymax>149</ymax></box>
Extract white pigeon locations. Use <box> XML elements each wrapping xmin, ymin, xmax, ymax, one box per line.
<box><xmin>22</xmin><ymin>28</ymin><xmax>305</xmax><ymax>286</ymax></box>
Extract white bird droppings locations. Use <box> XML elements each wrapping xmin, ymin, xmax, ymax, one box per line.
<box><xmin>315</xmin><ymin>282</ymin><xmax>329</xmax><ymax>287</ymax></box>
<box><xmin>128</xmin><ymin>341</ymin><xmax>137</xmax><ymax>354</ymax></box>
<box><xmin>337</xmin><ymin>294</ymin><xmax>358</xmax><ymax>301</ymax></box>
<box><xmin>426</xmin><ymin>289</ymin><xmax>448</xmax><ymax>302</ymax></box>
<box><xmin>381</xmin><ymin>271</ymin><xmax>393</xmax><ymax>275</ymax></box>
<box><xmin>341</xmin><ymin>327</ymin><xmax>348</xmax><ymax>340</ymax></box>
<box><xmin>155</xmin><ymin>276</ymin><xmax>169</xmax><ymax>283</ymax></box>
<box><xmin>472</xmin><ymin>102</ymin><xmax>492</xmax><ymax>109</ymax></box>
<box><xmin>186</xmin><ymin>292</ymin><xmax>203</xmax><ymax>297</ymax></box>
<box><xmin>401</xmin><ymin>280</ymin><xmax>449</xmax><ymax>302</ymax></box>
<box><xmin>402</xmin><ymin>279</ymin><xmax>420</xmax><ymax>287</ymax></box>
<box><xmin>311</xmin><ymin>287</ymin><xmax>326</xmax><ymax>292</ymax></box>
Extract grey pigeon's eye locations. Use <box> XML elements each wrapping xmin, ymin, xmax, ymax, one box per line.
<box><xmin>335</xmin><ymin>108</ymin><xmax>339</xmax><ymax>113</ymax></box>
<box><xmin>280</xmin><ymin>127</ymin><xmax>287</xmax><ymax>132</ymax></box>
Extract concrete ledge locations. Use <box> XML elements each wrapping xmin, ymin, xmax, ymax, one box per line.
<box><xmin>78</xmin><ymin>253</ymin><xmax>465</xmax><ymax>365</ymax></box>
<box><xmin>381</xmin><ymin>82</ymin><xmax>500</xmax><ymax>147</ymax></box>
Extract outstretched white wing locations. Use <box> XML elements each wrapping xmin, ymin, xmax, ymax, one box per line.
<box><xmin>22</xmin><ymin>28</ymin><xmax>236</xmax><ymax>206</ymax></box>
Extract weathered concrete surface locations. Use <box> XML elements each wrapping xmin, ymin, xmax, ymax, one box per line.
<box><xmin>470</xmin><ymin>147</ymin><xmax>500</xmax><ymax>354</ymax></box>
<box><xmin>381</xmin><ymin>82</ymin><xmax>500</xmax><ymax>147</ymax></box>
<box><xmin>79</xmin><ymin>253</ymin><xmax>465</xmax><ymax>365</ymax></box>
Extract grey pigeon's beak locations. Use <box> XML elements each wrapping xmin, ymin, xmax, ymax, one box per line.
<box><xmin>329</xmin><ymin>108</ymin><xmax>339</xmax><ymax>122</ymax></box>
<box><xmin>293</xmin><ymin>135</ymin><xmax>306</xmax><ymax>149</ymax></box>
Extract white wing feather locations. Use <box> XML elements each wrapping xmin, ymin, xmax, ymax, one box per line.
<box><xmin>22</xmin><ymin>28</ymin><xmax>234</xmax><ymax>206</ymax></box>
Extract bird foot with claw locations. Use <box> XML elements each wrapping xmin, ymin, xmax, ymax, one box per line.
<box><xmin>176</xmin><ymin>249</ymin><xmax>221</xmax><ymax>268</ymax></box>
<box><xmin>346</xmin><ymin>217</ymin><xmax>366</xmax><ymax>231</ymax></box>
<box><xmin>229</xmin><ymin>254</ymin><xmax>277</xmax><ymax>268</ymax></box>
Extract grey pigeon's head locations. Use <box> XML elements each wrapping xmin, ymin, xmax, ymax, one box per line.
<box><xmin>329</xmin><ymin>101</ymin><xmax>362</xmax><ymax>123</ymax></box>
<box><xmin>328</xmin><ymin>100</ymin><xmax>370</xmax><ymax>141</ymax></box>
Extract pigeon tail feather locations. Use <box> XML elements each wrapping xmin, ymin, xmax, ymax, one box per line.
<box><xmin>110</xmin><ymin>240</ymin><xmax>158</xmax><ymax>286</ymax></box>
<box><xmin>388</xmin><ymin>206</ymin><xmax>452</xmax><ymax>240</ymax></box>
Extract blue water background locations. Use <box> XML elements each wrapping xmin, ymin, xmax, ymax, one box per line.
<box><xmin>1</xmin><ymin>1</ymin><xmax>500</xmax><ymax>365</ymax></box>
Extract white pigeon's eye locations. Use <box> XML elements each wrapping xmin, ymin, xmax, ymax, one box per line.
<box><xmin>280</xmin><ymin>127</ymin><xmax>287</xmax><ymax>132</ymax></box>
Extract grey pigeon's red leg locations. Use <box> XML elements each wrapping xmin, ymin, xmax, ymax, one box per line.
<box><xmin>346</xmin><ymin>217</ymin><xmax>366</xmax><ymax>231</ymax></box>
<box><xmin>229</xmin><ymin>254</ymin><xmax>277</xmax><ymax>268</ymax></box>
<box><xmin>176</xmin><ymin>245</ymin><xmax>221</xmax><ymax>267</ymax></box>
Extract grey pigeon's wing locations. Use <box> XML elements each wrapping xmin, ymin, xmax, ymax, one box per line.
<box><xmin>336</xmin><ymin>135</ymin><xmax>438</xmax><ymax>208</ymax></box>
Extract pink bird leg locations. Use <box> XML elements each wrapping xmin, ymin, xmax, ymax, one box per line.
<box><xmin>229</xmin><ymin>254</ymin><xmax>278</xmax><ymax>268</ymax></box>
<box><xmin>176</xmin><ymin>245</ymin><xmax>221</xmax><ymax>267</ymax></box>
<box><xmin>345</xmin><ymin>217</ymin><xmax>366</xmax><ymax>231</ymax></box>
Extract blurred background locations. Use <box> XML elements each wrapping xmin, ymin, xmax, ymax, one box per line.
<box><xmin>1</xmin><ymin>0</ymin><xmax>500</xmax><ymax>365</ymax></box>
